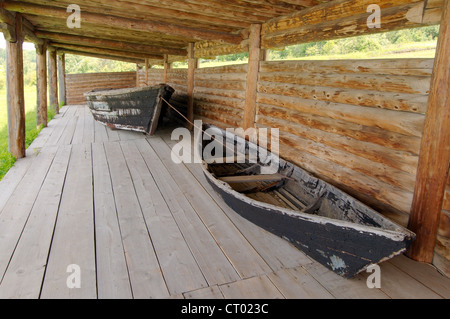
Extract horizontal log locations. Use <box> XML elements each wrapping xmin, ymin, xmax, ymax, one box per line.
<box><xmin>271</xmin><ymin>136</ymin><xmax>414</xmax><ymax>214</ymax></box>
<box><xmin>257</xmin><ymin>93</ymin><xmax>426</xmax><ymax>137</ymax></box>
<box><xmin>259</xmin><ymin>59</ymin><xmax>434</xmax><ymax>76</ymax></box>
<box><xmin>194</xmin><ymin>41</ymin><xmax>248</xmax><ymax>59</ymax></box>
<box><xmin>194</xmin><ymin>93</ymin><xmax>245</xmax><ymax>109</ymax></box>
<box><xmin>37</xmin><ymin>31</ymin><xmax>187</xmax><ymax>57</ymax></box>
<box><xmin>193</xmin><ymin>87</ymin><xmax>246</xmax><ymax>100</ymax></box>
<box><xmin>195</xmin><ymin>109</ymin><xmax>241</xmax><ymax>128</ymax></box>
<box><xmin>52</xmin><ymin>43</ymin><xmax>164</xmax><ymax>60</ymax></box>
<box><xmin>262</xmin><ymin>1</ymin><xmax>442</xmax><ymax>48</ymax></box>
<box><xmin>4</xmin><ymin>2</ymin><xmax>244</xmax><ymax>44</ymax></box>
<box><xmin>194</xmin><ymin>72</ymin><xmax>247</xmax><ymax>82</ymax></box>
<box><xmin>263</xmin><ymin>0</ymin><xmax>424</xmax><ymax>34</ymax></box>
<box><xmin>61</xmin><ymin>49</ymin><xmax>145</xmax><ymax>64</ymax></box>
<box><xmin>194</xmin><ymin>79</ymin><xmax>246</xmax><ymax>91</ymax></box>
<box><xmin>256</xmin><ymin>104</ymin><xmax>421</xmax><ymax>154</ymax></box>
<box><xmin>276</xmin><ymin>129</ymin><xmax>416</xmax><ymax>192</ymax></box>
<box><xmin>196</xmin><ymin>64</ymin><xmax>248</xmax><ymax>74</ymax></box>
<box><xmin>257</xmin><ymin>81</ymin><xmax>429</xmax><ymax>114</ymax></box>
<box><xmin>258</xmin><ymin>72</ymin><xmax>431</xmax><ymax>94</ymax></box>
<box><xmin>256</xmin><ymin>112</ymin><xmax>419</xmax><ymax>175</ymax></box>
<box><xmin>194</xmin><ymin>101</ymin><xmax>244</xmax><ymax>118</ymax></box>
<box><xmin>438</xmin><ymin>209</ymin><xmax>450</xmax><ymax>237</ymax></box>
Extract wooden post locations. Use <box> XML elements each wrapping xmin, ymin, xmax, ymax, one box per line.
<box><xmin>136</xmin><ymin>64</ymin><xmax>141</xmax><ymax>87</ymax></box>
<box><xmin>57</xmin><ymin>52</ymin><xmax>66</xmax><ymax>106</ymax></box>
<box><xmin>407</xmin><ymin>0</ymin><xmax>450</xmax><ymax>263</ymax></box>
<box><xmin>187</xmin><ymin>43</ymin><xmax>196</xmax><ymax>130</ymax></box>
<box><xmin>36</xmin><ymin>41</ymin><xmax>47</xmax><ymax>128</ymax></box>
<box><xmin>163</xmin><ymin>54</ymin><xmax>169</xmax><ymax>83</ymax></box>
<box><xmin>144</xmin><ymin>58</ymin><xmax>149</xmax><ymax>86</ymax></box>
<box><xmin>48</xmin><ymin>48</ymin><xmax>59</xmax><ymax>113</ymax></box>
<box><xmin>6</xmin><ymin>13</ymin><xmax>25</xmax><ymax>159</ymax></box>
<box><xmin>243</xmin><ymin>24</ymin><xmax>261</xmax><ymax>130</ymax></box>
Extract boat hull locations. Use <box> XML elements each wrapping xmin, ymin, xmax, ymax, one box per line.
<box><xmin>198</xmin><ymin>124</ymin><xmax>415</xmax><ymax>278</ymax></box>
<box><xmin>84</xmin><ymin>84</ymin><xmax>174</xmax><ymax>135</ymax></box>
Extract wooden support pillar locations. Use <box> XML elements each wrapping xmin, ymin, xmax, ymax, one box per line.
<box><xmin>163</xmin><ymin>54</ymin><xmax>169</xmax><ymax>83</ymax></box>
<box><xmin>243</xmin><ymin>24</ymin><xmax>261</xmax><ymax>130</ymax></box>
<box><xmin>36</xmin><ymin>41</ymin><xmax>47</xmax><ymax>128</ymax></box>
<box><xmin>144</xmin><ymin>58</ymin><xmax>149</xmax><ymax>86</ymax></box>
<box><xmin>6</xmin><ymin>13</ymin><xmax>25</xmax><ymax>159</ymax></box>
<box><xmin>57</xmin><ymin>52</ymin><xmax>66</xmax><ymax>106</ymax></box>
<box><xmin>407</xmin><ymin>0</ymin><xmax>450</xmax><ymax>263</ymax></box>
<box><xmin>48</xmin><ymin>48</ymin><xmax>59</xmax><ymax>113</ymax></box>
<box><xmin>187</xmin><ymin>43</ymin><xmax>196</xmax><ymax>130</ymax></box>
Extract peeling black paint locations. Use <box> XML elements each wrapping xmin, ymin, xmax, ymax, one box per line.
<box><xmin>85</xmin><ymin>84</ymin><xmax>174</xmax><ymax>135</ymax></box>
<box><xmin>200</xmin><ymin>124</ymin><xmax>415</xmax><ymax>278</ymax></box>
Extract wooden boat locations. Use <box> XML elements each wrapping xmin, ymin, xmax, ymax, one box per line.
<box><xmin>197</xmin><ymin>124</ymin><xmax>415</xmax><ymax>278</ymax></box>
<box><xmin>84</xmin><ymin>84</ymin><xmax>174</xmax><ymax>135</ymax></box>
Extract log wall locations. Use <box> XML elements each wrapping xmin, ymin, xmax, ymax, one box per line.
<box><xmin>256</xmin><ymin>59</ymin><xmax>433</xmax><ymax>223</ymax></box>
<box><xmin>66</xmin><ymin>71</ymin><xmax>136</xmax><ymax>104</ymax></box>
<box><xmin>435</xmin><ymin>168</ymin><xmax>450</xmax><ymax>276</ymax></box>
<box><xmin>194</xmin><ymin>64</ymin><xmax>247</xmax><ymax>129</ymax></box>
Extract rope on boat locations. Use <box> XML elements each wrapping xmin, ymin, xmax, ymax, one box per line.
<box><xmin>161</xmin><ymin>96</ymin><xmax>243</xmax><ymax>157</ymax></box>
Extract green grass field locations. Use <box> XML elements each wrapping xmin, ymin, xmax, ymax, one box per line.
<box><xmin>0</xmin><ymin>86</ymin><xmax>55</xmax><ymax>180</ymax></box>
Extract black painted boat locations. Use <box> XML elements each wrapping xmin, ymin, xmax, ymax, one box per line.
<box><xmin>84</xmin><ymin>84</ymin><xmax>174</xmax><ymax>135</ymax></box>
<box><xmin>197</xmin><ymin>124</ymin><xmax>415</xmax><ymax>278</ymax></box>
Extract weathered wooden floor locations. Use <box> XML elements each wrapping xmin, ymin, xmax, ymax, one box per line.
<box><xmin>0</xmin><ymin>105</ymin><xmax>448</xmax><ymax>299</ymax></box>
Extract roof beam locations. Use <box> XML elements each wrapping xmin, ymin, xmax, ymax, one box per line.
<box><xmin>58</xmin><ymin>49</ymin><xmax>145</xmax><ymax>64</ymax></box>
<box><xmin>35</xmin><ymin>31</ymin><xmax>187</xmax><ymax>57</ymax></box>
<box><xmin>261</xmin><ymin>0</ymin><xmax>443</xmax><ymax>48</ymax></box>
<box><xmin>1</xmin><ymin>6</ymin><xmax>42</xmax><ymax>44</ymax></box>
<box><xmin>3</xmin><ymin>1</ymin><xmax>244</xmax><ymax>44</ymax></box>
<box><xmin>50</xmin><ymin>43</ymin><xmax>164</xmax><ymax>61</ymax></box>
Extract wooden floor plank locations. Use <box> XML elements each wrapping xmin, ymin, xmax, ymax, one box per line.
<box><xmin>134</xmin><ymin>138</ymin><xmax>241</xmax><ymax>286</ymax></box>
<box><xmin>148</xmin><ymin>136</ymin><xmax>273</xmax><ymax>279</ymax></box>
<box><xmin>163</xmin><ymin>134</ymin><xmax>312</xmax><ymax>272</ymax></box>
<box><xmin>389</xmin><ymin>255</ymin><xmax>450</xmax><ymax>298</ymax></box>
<box><xmin>82</xmin><ymin>107</ymin><xmax>95</xmax><ymax>144</ymax></box>
<box><xmin>219</xmin><ymin>275</ymin><xmax>284</xmax><ymax>299</ymax></box>
<box><xmin>106</xmin><ymin>127</ymin><xmax>120</xmax><ymax>142</ymax></box>
<box><xmin>0</xmin><ymin>145</ymin><xmax>72</xmax><ymax>299</ymax></box>
<box><xmin>104</xmin><ymin>141</ymin><xmax>169</xmax><ymax>299</ymax></box>
<box><xmin>92</xmin><ymin>143</ymin><xmax>132</xmax><ymax>299</ymax></box>
<box><xmin>183</xmin><ymin>285</ymin><xmax>224</xmax><ymax>299</ymax></box>
<box><xmin>94</xmin><ymin>121</ymin><xmax>109</xmax><ymax>143</ymax></box>
<box><xmin>40</xmin><ymin>144</ymin><xmax>96</xmax><ymax>299</ymax></box>
<box><xmin>267</xmin><ymin>267</ymin><xmax>334</xmax><ymax>299</ymax></box>
<box><xmin>45</xmin><ymin>106</ymin><xmax>78</xmax><ymax>146</ymax></box>
<box><xmin>302</xmin><ymin>262</ymin><xmax>389</xmax><ymax>299</ymax></box>
<box><xmin>58</xmin><ymin>109</ymin><xmax>79</xmax><ymax>145</ymax></box>
<box><xmin>71</xmin><ymin>106</ymin><xmax>85</xmax><ymax>145</ymax></box>
<box><xmin>0</xmin><ymin>146</ymin><xmax>58</xmax><ymax>280</ymax></box>
<box><xmin>120</xmin><ymin>140</ymin><xmax>208</xmax><ymax>296</ymax></box>
<box><xmin>360</xmin><ymin>261</ymin><xmax>443</xmax><ymax>299</ymax></box>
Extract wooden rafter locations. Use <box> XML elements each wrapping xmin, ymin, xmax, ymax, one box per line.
<box><xmin>35</xmin><ymin>31</ymin><xmax>187</xmax><ymax>57</ymax></box>
<box><xmin>50</xmin><ymin>43</ymin><xmax>164</xmax><ymax>61</ymax></box>
<box><xmin>58</xmin><ymin>49</ymin><xmax>145</xmax><ymax>65</ymax></box>
<box><xmin>3</xmin><ymin>1</ymin><xmax>244</xmax><ymax>44</ymax></box>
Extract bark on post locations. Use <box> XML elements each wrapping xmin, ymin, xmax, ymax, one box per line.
<box><xmin>48</xmin><ymin>48</ymin><xmax>59</xmax><ymax>113</ymax></box>
<box><xmin>6</xmin><ymin>13</ymin><xmax>26</xmax><ymax>158</ymax></box>
<box><xmin>187</xmin><ymin>43</ymin><xmax>196</xmax><ymax>130</ymax></box>
<box><xmin>36</xmin><ymin>41</ymin><xmax>47</xmax><ymax>127</ymax></box>
<box><xmin>163</xmin><ymin>54</ymin><xmax>169</xmax><ymax>83</ymax></box>
<box><xmin>57</xmin><ymin>52</ymin><xmax>66</xmax><ymax>107</ymax></box>
<box><xmin>407</xmin><ymin>0</ymin><xmax>450</xmax><ymax>263</ymax></box>
<box><xmin>243</xmin><ymin>24</ymin><xmax>262</xmax><ymax>130</ymax></box>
